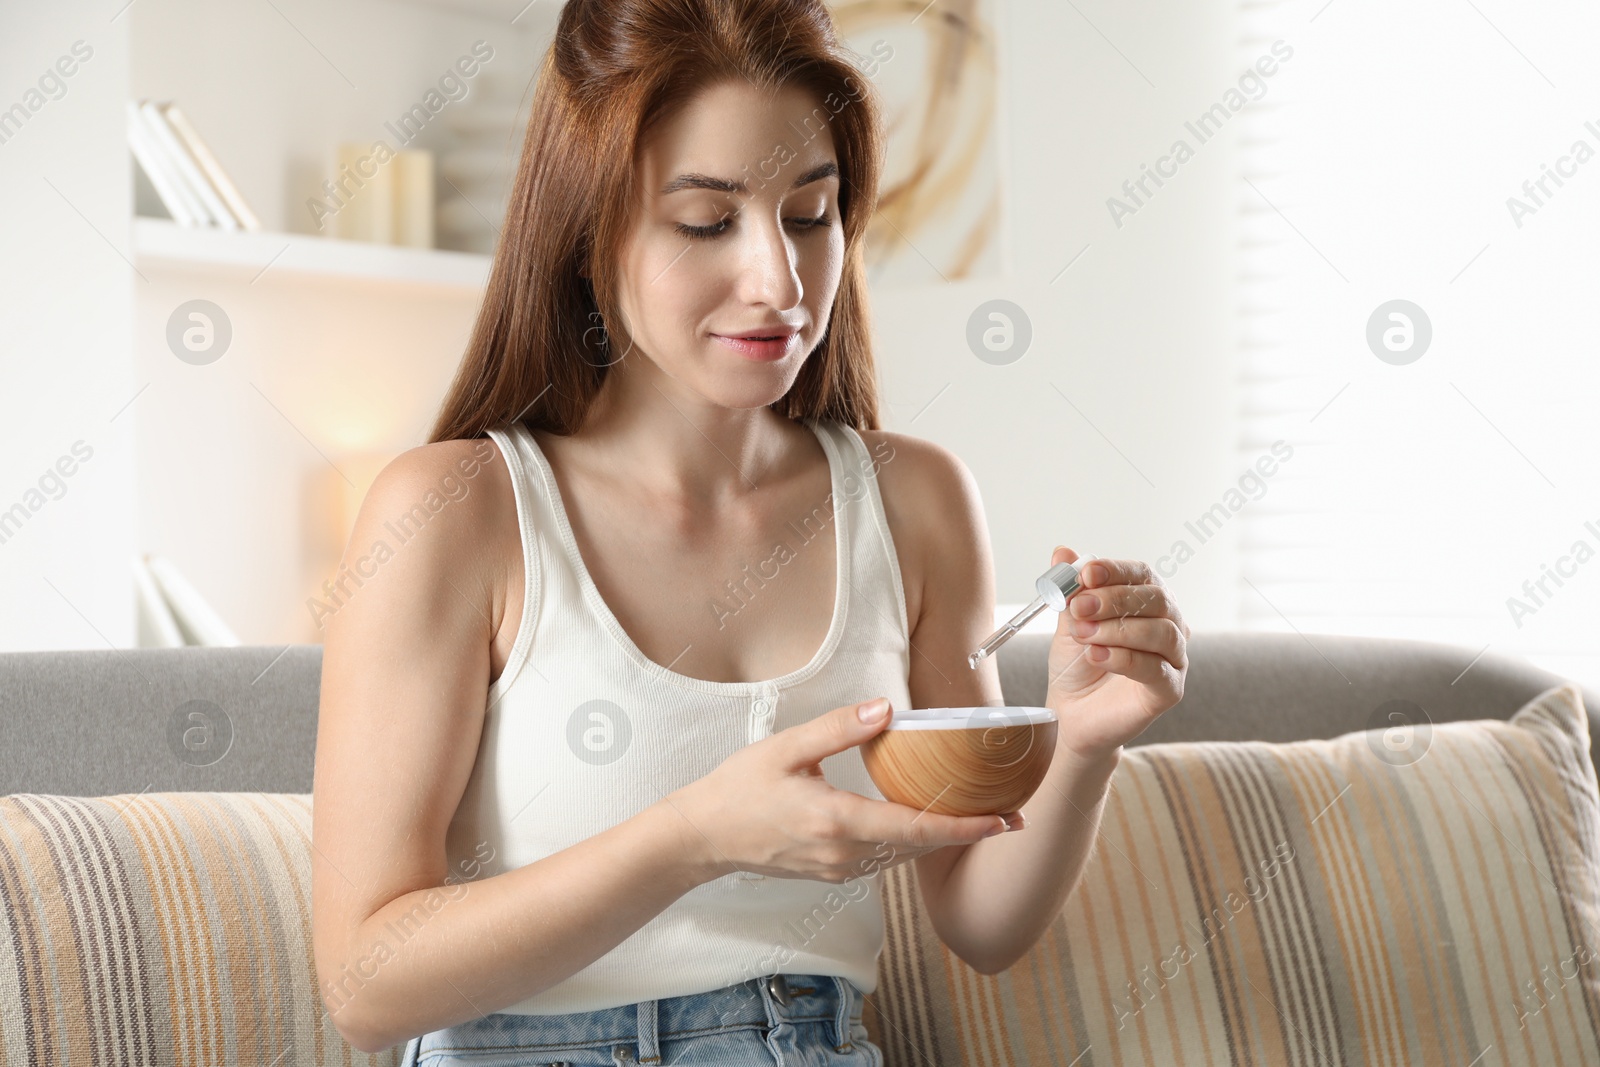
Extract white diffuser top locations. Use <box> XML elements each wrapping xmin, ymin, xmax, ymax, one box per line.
<box><xmin>884</xmin><ymin>706</ymin><xmax>1056</xmax><ymax>731</ymax></box>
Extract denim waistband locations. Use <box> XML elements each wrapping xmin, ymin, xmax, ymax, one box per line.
<box><xmin>405</xmin><ymin>972</ymin><xmax>865</xmax><ymax>1065</ymax></box>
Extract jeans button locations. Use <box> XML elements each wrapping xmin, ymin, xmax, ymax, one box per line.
<box><xmin>765</xmin><ymin>973</ymin><xmax>792</xmax><ymax>1006</ymax></box>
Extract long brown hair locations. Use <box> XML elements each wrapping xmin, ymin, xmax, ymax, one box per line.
<box><xmin>427</xmin><ymin>0</ymin><xmax>887</xmax><ymax>445</ymax></box>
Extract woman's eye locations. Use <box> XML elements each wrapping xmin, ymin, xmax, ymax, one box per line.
<box><xmin>673</xmin><ymin>212</ymin><xmax>833</xmax><ymax>240</ymax></box>
<box><xmin>675</xmin><ymin>219</ymin><xmax>731</xmax><ymax>239</ymax></box>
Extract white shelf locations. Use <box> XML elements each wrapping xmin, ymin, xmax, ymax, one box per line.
<box><xmin>132</xmin><ymin>217</ymin><xmax>492</xmax><ymax>291</ymax></box>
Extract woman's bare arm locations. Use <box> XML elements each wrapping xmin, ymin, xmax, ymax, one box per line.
<box><xmin>311</xmin><ymin>441</ymin><xmax>719</xmax><ymax>1053</ymax></box>
<box><xmin>863</xmin><ymin>431</ymin><xmax>1115</xmax><ymax>976</ymax></box>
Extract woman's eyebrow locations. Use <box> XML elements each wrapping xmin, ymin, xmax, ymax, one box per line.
<box><xmin>659</xmin><ymin>160</ymin><xmax>839</xmax><ymax>196</ymax></box>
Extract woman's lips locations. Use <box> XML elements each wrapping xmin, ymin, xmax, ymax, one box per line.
<box><xmin>713</xmin><ymin>332</ymin><xmax>798</xmax><ymax>361</ymax></box>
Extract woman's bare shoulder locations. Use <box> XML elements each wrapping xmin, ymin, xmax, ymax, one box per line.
<box><xmin>367</xmin><ymin>438</ymin><xmax>517</xmax><ymax>534</ymax></box>
<box><xmin>341</xmin><ymin>437</ymin><xmax>523</xmax><ymax>619</ymax></box>
<box><xmin>852</xmin><ymin>427</ymin><xmax>980</xmax><ymax>521</ymax></box>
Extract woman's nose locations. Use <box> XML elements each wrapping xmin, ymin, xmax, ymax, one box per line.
<box><xmin>736</xmin><ymin>215</ymin><xmax>803</xmax><ymax>310</ymax></box>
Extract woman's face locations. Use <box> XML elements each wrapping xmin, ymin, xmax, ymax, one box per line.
<box><xmin>611</xmin><ymin>79</ymin><xmax>846</xmax><ymax>411</ymax></box>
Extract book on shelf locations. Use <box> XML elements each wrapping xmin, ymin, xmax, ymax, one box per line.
<box><xmin>126</xmin><ymin>101</ymin><xmax>196</xmax><ymax>225</ymax></box>
<box><xmin>143</xmin><ymin>553</ymin><xmax>241</xmax><ymax>647</ymax></box>
<box><xmin>162</xmin><ymin>103</ymin><xmax>262</xmax><ymax>231</ymax></box>
<box><xmin>126</xmin><ymin>97</ymin><xmax>260</xmax><ymax>231</ymax></box>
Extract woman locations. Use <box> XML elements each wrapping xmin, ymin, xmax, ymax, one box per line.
<box><xmin>311</xmin><ymin>0</ymin><xmax>1190</xmax><ymax>1062</ymax></box>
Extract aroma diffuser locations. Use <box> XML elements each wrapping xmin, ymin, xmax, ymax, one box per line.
<box><xmin>859</xmin><ymin>706</ymin><xmax>1059</xmax><ymax>817</ymax></box>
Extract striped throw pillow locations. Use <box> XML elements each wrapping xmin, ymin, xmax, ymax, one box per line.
<box><xmin>866</xmin><ymin>682</ymin><xmax>1600</xmax><ymax>1066</ymax></box>
<box><xmin>0</xmin><ymin>792</ymin><xmax>394</xmax><ymax>1067</ymax></box>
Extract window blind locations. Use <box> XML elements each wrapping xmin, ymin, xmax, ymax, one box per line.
<box><xmin>1235</xmin><ymin>0</ymin><xmax>1599</xmax><ymax>691</ymax></box>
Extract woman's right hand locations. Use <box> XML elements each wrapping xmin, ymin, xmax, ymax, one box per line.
<box><xmin>661</xmin><ymin>697</ymin><xmax>1026</xmax><ymax>885</ymax></box>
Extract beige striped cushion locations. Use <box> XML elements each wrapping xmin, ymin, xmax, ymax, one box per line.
<box><xmin>0</xmin><ymin>792</ymin><xmax>394</xmax><ymax>1067</ymax></box>
<box><xmin>866</xmin><ymin>682</ymin><xmax>1600</xmax><ymax>1065</ymax></box>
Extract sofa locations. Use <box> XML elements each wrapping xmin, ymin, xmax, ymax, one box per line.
<box><xmin>4</xmin><ymin>631</ymin><xmax>1598</xmax><ymax>1065</ymax></box>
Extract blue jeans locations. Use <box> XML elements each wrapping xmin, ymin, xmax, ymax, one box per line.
<box><xmin>397</xmin><ymin>972</ymin><xmax>882</xmax><ymax>1066</ymax></box>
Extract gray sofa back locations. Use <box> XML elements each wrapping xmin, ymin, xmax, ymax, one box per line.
<box><xmin>3</xmin><ymin>632</ymin><xmax>1595</xmax><ymax>796</ymax></box>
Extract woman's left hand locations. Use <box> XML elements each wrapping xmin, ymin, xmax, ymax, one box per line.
<box><xmin>1044</xmin><ymin>546</ymin><xmax>1190</xmax><ymax>762</ymax></box>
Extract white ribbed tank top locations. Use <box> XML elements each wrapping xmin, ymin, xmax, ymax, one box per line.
<box><xmin>442</xmin><ymin>416</ymin><xmax>913</xmax><ymax>1015</ymax></box>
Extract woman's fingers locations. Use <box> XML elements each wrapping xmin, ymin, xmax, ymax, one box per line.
<box><xmin>835</xmin><ymin>795</ymin><xmax>1024</xmax><ymax>853</ymax></box>
<box><xmin>1067</xmin><ymin>643</ymin><xmax>1186</xmax><ymax>692</ymax></box>
<box><xmin>1069</xmin><ymin>581</ymin><xmax>1177</xmax><ymax>624</ymax></box>
<box><xmin>1066</xmin><ymin>615</ymin><xmax>1186</xmax><ymax>671</ymax></box>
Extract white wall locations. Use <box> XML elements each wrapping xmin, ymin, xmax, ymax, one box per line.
<box><xmin>0</xmin><ymin>2</ymin><xmax>136</xmax><ymax>651</ymax></box>
<box><xmin>876</xmin><ymin>0</ymin><xmax>1240</xmax><ymax>630</ymax></box>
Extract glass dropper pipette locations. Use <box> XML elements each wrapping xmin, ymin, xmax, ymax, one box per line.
<box><xmin>968</xmin><ymin>557</ymin><xmax>1094</xmax><ymax>669</ymax></box>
